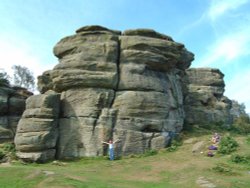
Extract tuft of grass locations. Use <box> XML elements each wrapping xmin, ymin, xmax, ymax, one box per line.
<box><xmin>124</xmin><ymin>150</ymin><xmax>158</xmax><ymax>159</ymax></box>
<box><xmin>142</xmin><ymin>149</ymin><xmax>158</xmax><ymax>157</ymax></box>
<box><xmin>212</xmin><ymin>163</ymin><xmax>236</xmax><ymax>175</ymax></box>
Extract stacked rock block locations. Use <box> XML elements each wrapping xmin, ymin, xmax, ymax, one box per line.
<box><xmin>15</xmin><ymin>25</ymin><xmax>194</xmax><ymax>161</ymax></box>
<box><xmin>0</xmin><ymin>87</ymin><xmax>32</xmax><ymax>142</ymax></box>
<box><xmin>51</xmin><ymin>26</ymin><xmax>121</xmax><ymax>158</ymax></box>
<box><xmin>112</xmin><ymin>29</ymin><xmax>193</xmax><ymax>155</ymax></box>
<box><xmin>184</xmin><ymin>68</ymin><xmax>232</xmax><ymax>127</ymax></box>
<box><xmin>14</xmin><ymin>91</ymin><xmax>60</xmax><ymax>162</ymax></box>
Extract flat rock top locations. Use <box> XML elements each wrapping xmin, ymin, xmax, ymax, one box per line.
<box><xmin>123</xmin><ymin>29</ymin><xmax>173</xmax><ymax>41</ymax></box>
<box><xmin>186</xmin><ymin>68</ymin><xmax>224</xmax><ymax>76</ymax></box>
<box><xmin>76</xmin><ymin>25</ymin><xmax>121</xmax><ymax>35</ymax></box>
<box><xmin>75</xmin><ymin>25</ymin><xmax>174</xmax><ymax>41</ymax></box>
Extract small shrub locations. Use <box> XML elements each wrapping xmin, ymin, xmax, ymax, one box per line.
<box><xmin>231</xmin><ymin>154</ymin><xmax>250</xmax><ymax>164</ymax></box>
<box><xmin>166</xmin><ymin>140</ymin><xmax>182</xmax><ymax>152</ymax></box>
<box><xmin>3</xmin><ymin>143</ymin><xmax>15</xmax><ymax>152</ymax></box>
<box><xmin>218</xmin><ymin>136</ymin><xmax>239</xmax><ymax>154</ymax></box>
<box><xmin>0</xmin><ymin>143</ymin><xmax>17</xmax><ymax>160</ymax></box>
<box><xmin>166</xmin><ymin>140</ymin><xmax>181</xmax><ymax>152</ymax></box>
<box><xmin>166</xmin><ymin>145</ymin><xmax>178</xmax><ymax>152</ymax></box>
<box><xmin>0</xmin><ymin>149</ymin><xmax>5</xmax><ymax>160</ymax></box>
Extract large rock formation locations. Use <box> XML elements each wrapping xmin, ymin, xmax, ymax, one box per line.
<box><xmin>15</xmin><ymin>25</ymin><xmax>194</xmax><ymax>161</ymax></box>
<box><xmin>13</xmin><ymin>25</ymin><xmax>240</xmax><ymax>162</ymax></box>
<box><xmin>184</xmin><ymin>68</ymin><xmax>232</xmax><ymax>128</ymax></box>
<box><xmin>0</xmin><ymin>86</ymin><xmax>32</xmax><ymax>143</ymax></box>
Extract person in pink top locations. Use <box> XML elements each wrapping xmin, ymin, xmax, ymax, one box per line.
<box><xmin>211</xmin><ymin>133</ymin><xmax>221</xmax><ymax>144</ymax></box>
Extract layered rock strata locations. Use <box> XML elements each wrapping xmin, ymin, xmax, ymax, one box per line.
<box><xmin>0</xmin><ymin>86</ymin><xmax>32</xmax><ymax>142</ymax></box>
<box><xmin>14</xmin><ymin>90</ymin><xmax>60</xmax><ymax>162</ymax></box>
<box><xmin>184</xmin><ymin>68</ymin><xmax>232</xmax><ymax>128</ymax></box>
<box><xmin>15</xmin><ymin>25</ymin><xmax>194</xmax><ymax>161</ymax></box>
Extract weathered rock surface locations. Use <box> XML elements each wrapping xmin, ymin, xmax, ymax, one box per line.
<box><xmin>184</xmin><ymin>68</ymin><xmax>232</xmax><ymax>128</ymax></box>
<box><xmin>51</xmin><ymin>26</ymin><xmax>119</xmax><ymax>92</ymax></box>
<box><xmin>14</xmin><ymin>25</ymin><xmax>238</xmax><ymax>162</ymax></box>
<box><xmin>14</xmin><ymin>90</ymin><xmax>60</xmax><ymax>162</ymax></box>
<box><xmin>0</xmin><ymin>86</ymin><xmax>32</xmax><ymax>142</ymax></box>
<box><xmin>196</xmin><ymin>177</ymin><xmax>217</xmax><ymax>188</ymax></box>
<box><xmin>17</xmin><ymin>25</ymin><xmax>193</xmax><ymax>161</ymax></box>
<box><xmin>0</xmin><ymin>26</ymin><xmax>243</xmax><ymax>163</ymax></box>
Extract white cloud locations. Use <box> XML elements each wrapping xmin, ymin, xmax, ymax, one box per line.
<box><xmin>178</xmin><ymin>0</ymin><xmax>250</xmax><ymax>40</ymax></box>
<box><xmin>197</xmin><ymin>28</ymin><xmax>250</xmax><ymax>67</ymax></box>
<box><xmin>225</xmin><ymin>70</ymin><xmax>250</xmax><ymax>113</ymax></box>
<box><xmin>208</xmin><ymin>0</ymin><xmax>249</xmax><ymax>21</ymax></box>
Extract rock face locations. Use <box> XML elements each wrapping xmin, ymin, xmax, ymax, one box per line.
<box><xmin>13</xmin><ymin>26</ymin><xmax>242</xmax><ymax>162</ymax></box>
<box><xmin>0</xmin><ymin>86</ymin><xmax>32</xmax><ymax>143</ymax></box>
<box><xmin>184</xmin><ymin>68</ymin><xmax>232</xmax><ymax>128</ymax></box>
<box><xmin>14</xmin><ymin>90</ymin><xmax>60</xmax><ymax>162</ymax></box>
<box><xmin>15</xmin><ymin>25</ymin><xmax>194</xmax><ymax>161</ymax></box>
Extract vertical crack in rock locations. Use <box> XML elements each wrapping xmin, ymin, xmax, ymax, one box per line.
<box><xmin>92</xmin><ymin>94</ymin><xmax>105</xmax><ymax>134</ymax></box>
<box><xmin>92</xmin><ymin>116</ymin><xmax>99</xmax><ymax>134</ymax></box>
<box><xmin>109</xmin><ymin>37</ymin><xmax>121</xmax><ymax>109</ymax></box>
<box><xmin>92</xmin><ymin>36</ymin><xmax>121</xmax><ymax>137</ymax></box>
<box><xmin>109</xmin><ymin>37</ymin><xmax>121</xmax><ymax>139</ymax></box>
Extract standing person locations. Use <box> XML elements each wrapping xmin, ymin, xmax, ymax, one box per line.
<box><xmin>102</xmin><ymin>139</ymin><xmax>120</xmax><ymax>160</ymax></box>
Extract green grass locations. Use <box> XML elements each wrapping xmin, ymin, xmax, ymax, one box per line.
<box><xmin>0</xmin><ymin>133</ymin><xmax>250</xmax><ymax>188</ymax></box>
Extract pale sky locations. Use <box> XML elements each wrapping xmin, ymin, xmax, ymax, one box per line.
<box><xmin>0</xmin><ymin>0</ymin><xmax>250</xmax><ymax>113</ymax></box>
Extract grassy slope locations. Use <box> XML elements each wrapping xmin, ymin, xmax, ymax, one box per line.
<box><xmin>0</xmin><ymin>133</ymin><xmax>250</xmax><ymax>188</ymax></box>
